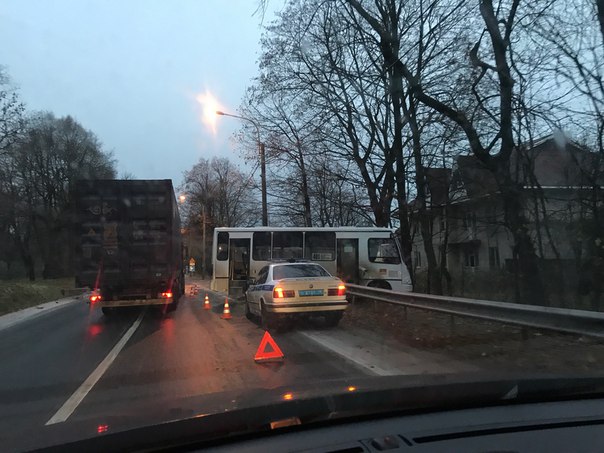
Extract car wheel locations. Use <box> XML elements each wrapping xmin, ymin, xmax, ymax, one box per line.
<box><xmin>260</xmin><ymin>301</ymin><xmax>273</xmax><ymax>330</ymax></box>
<box><xmin>324</xmin><ymin>311</ymin><xmax>343</xmax><ymax>327</ymax></box>
<box><xmin>245</xmin><ymin>295</ymin><xmax>254</xmax><ymax>320</ymax></box>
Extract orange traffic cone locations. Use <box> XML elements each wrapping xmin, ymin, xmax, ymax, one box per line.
<box><xmin>221</xmin><ymin>298</ymin><xmax>232</xmax><ymax>319</ymax></box>
<box><xmin>203</xmin><ymin>294</ymin><xmax>211</xmax><ymax>310</ymax></box>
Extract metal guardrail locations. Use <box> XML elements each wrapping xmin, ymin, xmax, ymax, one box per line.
<box><xmin>346</xmin><ymin>284</ymin><xmax>604</xmax><ymax>339</ymax></box>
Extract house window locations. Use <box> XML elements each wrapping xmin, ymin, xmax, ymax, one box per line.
<box><xmin>464</xmin><ymin>248</ymin><xmax>478</xmax><ymax>267</ymax></box>
<box><xmin>439</xmin><ymin>245</ymin><xmax>447</xmax><ymax>267</ymax></box>
<box><xmin>414</xmin><ymin>250</ymin><xmax>422</xmax><ymax>268</ymax></box>
<box><xmin>463</xmin><ymin>212</ymin><xmax>476</xmax><ymax>229</ymax></box>
<box><xmin>489</xmin><ymin>246</ymin><xmax>500</xmax><ymax>269</ymax></box>
<box><xmin>486</xmin><ymin>207</ymin><xmax>498</xmax><ymax>224</ymax></box>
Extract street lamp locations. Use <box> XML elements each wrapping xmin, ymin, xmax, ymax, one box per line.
<box><xmin>216</xmin><ymin>110</ymin><xmax>268</xmax><ymax>226</ymax></box>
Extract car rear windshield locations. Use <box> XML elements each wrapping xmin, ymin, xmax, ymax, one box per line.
<box><xmin>272</xmin><ymin>264</ymin><xmax>331</xmax><ymax>279</ymax></box>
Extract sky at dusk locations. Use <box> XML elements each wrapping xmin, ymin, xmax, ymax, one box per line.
<box><xmin>0</xmin><ymin>0</ymin><xmax>282</xmax><ymax>185</ymax></box>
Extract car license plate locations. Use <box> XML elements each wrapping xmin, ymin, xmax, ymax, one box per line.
<box><xmin>299</xmin><ymin>289</ymin><xmax>323</xmax><ymax>297</ymax></box>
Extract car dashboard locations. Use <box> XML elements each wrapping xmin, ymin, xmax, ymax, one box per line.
<box><xmin>205</xmin><ymin>397</ymin><xmax>604</xmax><ymax>452</ymax></box>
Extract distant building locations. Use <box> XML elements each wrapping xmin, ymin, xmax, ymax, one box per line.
<box><xmin>412</xmin><ymin>135</ymin><xmax>604</xmax><ymax>274</ymax></box>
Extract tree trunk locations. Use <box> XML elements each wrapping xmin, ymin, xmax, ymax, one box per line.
<box><xmin>373</xmin><ymin>203</ymin><xmax>391</xmax><ymax>227</ymax></box>
<box><xmin>499</xmin><ymin>176</ymin><xmax>547</xmax><ymax>305</ymax></box>
<box><xmin>405</xmin><ymin>95</ymin><xmax>442</xmax><ymax>294</ymax></box>
<box><xmin>597</xmin><ymin>0</ymin><xmax>604</xmax><ymax>44</ymax></box>
<box><xmin>395</xmin><ymin>160</ymin><xmax>414</xmax><ymax>283</ymax></box>
<box><xmin>392</xmin><ymin>81</ymin><xmax>414</xmax><ymax>281</ymax></box>
<box><xmin>440</xmin><ymin>203</ymin><xmax>453</xmax><ymax>295</ymax></box>
<box><xmin>296</xmin><ymin>142</ymin><xmax>313</xmax><ymax>227</ymax></box>
<box><xmin>15</xmin><ymin>233</ymin><xmax>35</xmax><ymax>281</ymax></box>
<box><xmin>24</xmin><ymin>254</ymin><xmax>35</xmax><ymax>281</ymax></box>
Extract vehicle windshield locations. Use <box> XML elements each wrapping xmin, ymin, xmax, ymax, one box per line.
<box><xmin>368</xmin><ymin>238</ymin><xmax>401</xmax><ymax>264</ymax></box>
<box><xmin>273</xmin><ymin>264</ymin><xmax>332</xmax><ymax>279</ymax></box>
<box><xmin>1</xmin><ymin>0</ymin><xmax>603</xmax><ymax>451</ymax></box>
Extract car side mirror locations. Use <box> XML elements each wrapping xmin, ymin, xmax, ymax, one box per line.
<box><xmin>248</xmin><ymin>278</ymin><xmax>256</xmax><ymax>285</ymax></box>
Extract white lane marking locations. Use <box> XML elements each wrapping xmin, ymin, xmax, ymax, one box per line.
<box><xmin>45</xmin><ymin>310</ymin><xmax>145</xmax><ymax>425</ymax></box>
<box><xmin>298</xmin><ymin>331</ymin><xmax>389</xmax><ymax>376</ymax></box>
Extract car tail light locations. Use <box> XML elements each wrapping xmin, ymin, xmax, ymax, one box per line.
<box><xmin>273</xmin><ymin>287</ymin><xmax>295</xmax><ymax>298</ymax></box>
<box><xmin>161</xmin><ymin>292</ymin><xmax>173</xmax><ymax>299</ymax></box>
<box><xmin>89</xmin><ymin>294</ymin><xmax>102</xmax><ymax>303</ymax></box>
<box><xmin>328</xmin><ymin>285</ymin><xmax>346</xmax><ymax>296</ymax></box>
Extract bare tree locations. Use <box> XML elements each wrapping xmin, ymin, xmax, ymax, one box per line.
<box><xmin>241</xmin><ymin>85</ymin><xmax>327</xmax><ymax>226</ymax></box>
<box><xmin>253</xmin><ymin>0</ymin><xmax>401</xmax><ymax>227</ymax></box>
<box><xmin>527</xmin><ymin>0</ymin><xmax>604</xmax><ymax>307</ymax></box>
<box><xmin>1</xmin><ymin>112</ymin><xmax>116</xmax><ymax>279</ymax></box>
<box><xmin>309</xmin><ymin>157</ymin><xmax>372</xmax><ymax>226</ymax></box>
<box><xmin>0</xmin><ymin>67</ymin><xmax>25</xmax><ymax>155</ymax></box>
<box><xmin>181</xmin><ymin>156</ymin><xmax>260</xmax><ymax>228</ymax></box>
<box><xmin>344</xmin><ymin>0</ymin><xmax>558</xmax><ymax>304</ymax></box>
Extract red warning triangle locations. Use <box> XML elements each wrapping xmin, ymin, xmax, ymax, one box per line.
<box><xmin>254</xmin><ymin>331</ymin><xmax>284</xmax><ymax>363</ymax></box>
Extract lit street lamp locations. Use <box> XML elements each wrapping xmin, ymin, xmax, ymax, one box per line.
<box><xmin>216</xmin><ymin>110</ymin><xmax>268</xmax><ymax>226</ymax></box>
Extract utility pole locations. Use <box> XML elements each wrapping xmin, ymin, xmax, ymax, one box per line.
<box><xmin>259</xmin><ymin>142</ymin><xmax>268</xmax><ymax>226</ymax></box>
<box><xmin>216</xmin><ymin>110</ymin><xmax>269</xmax><ymax>226</ymax></box>
<box><xmin>201</xmin><ymin>205</ymin><xmax>206</xmax><ymax>279</ymax></box>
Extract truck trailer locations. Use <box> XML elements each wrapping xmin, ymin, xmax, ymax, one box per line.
<box><xmin>73</xmin><ymin>179</ymin><xmax>185</xmax><ymax>315</ymax></box>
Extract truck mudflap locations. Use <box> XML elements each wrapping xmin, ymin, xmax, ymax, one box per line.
<box><xmin>99</xmin><ymin>298</ymin><xmax>175</xmax><ymax>308</ymax></box>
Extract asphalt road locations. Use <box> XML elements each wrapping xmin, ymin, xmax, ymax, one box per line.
<box><xmin>0</xmin><ymin>279</ymin><xmax>480</xmax><ymax>451</ymax></box>
<box><xmin>0</xmin><ymin>281</ymin><xmax>367</xmax><ymax>451</ymax></box>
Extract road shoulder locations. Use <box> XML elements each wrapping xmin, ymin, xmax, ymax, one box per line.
<box><xmin>0</xmin><ymin>296</ymin><xmax>82</xmax><ymax>332</ymax></box>
<box><xmin>298</xmin><ymin>325</ymin><xmax>481</xmax><ymax>376</ymax></box>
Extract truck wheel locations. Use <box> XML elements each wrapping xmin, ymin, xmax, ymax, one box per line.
<box><xmin>167</xmin><ymin>301</ymin><xmax>178</xmax><ymax>313</ymax></box>
<box><xmin>101</xmin><ymin>307</ymin><xmax>113</xmax><ymax>316</ymax></box>
<box><xmin>324</xmin><ymin>311</ymin><xmax>343</xmax><ymax>327</ymax></box>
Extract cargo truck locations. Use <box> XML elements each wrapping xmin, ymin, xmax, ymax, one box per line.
<box><xmin>73</xmin><ymin>179</ymin><xmax>185</xmax><ymax>315</ymax></box>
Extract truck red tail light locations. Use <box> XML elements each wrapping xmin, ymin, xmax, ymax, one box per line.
<box><xmin>89</xmin><ymin>294</ymin><xmax>102</xmax><ymax>303</ymax></box>
<box><xmin>161</xmin><ymin>292</ymin><xmax>173</xmax><ymax>299</ymax></box>
<box><xmin>328</xmin><ymin>285</ymin><xmax>346</xmax><ymax>296</ymax></box>
<box><xmin>273</xmin><ymin>287</ymin><xmax>295</xmax><ymax>298</ymax></box>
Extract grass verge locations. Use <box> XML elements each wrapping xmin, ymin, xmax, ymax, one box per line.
<box><xmin>0</xmin><ymin>278</ymin><xmax>75</xmax><ymax>316</ymax></box>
